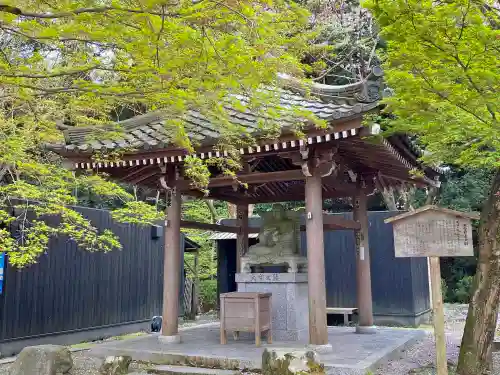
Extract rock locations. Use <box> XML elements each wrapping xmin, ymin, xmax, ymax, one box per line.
<box><xmin>262</xmin><ymin>349</ymin><xmax>325</xmax><ymax>375</ymax></box>
<box><xmin>9</xmin><ymin>345</ymin><xmax>73</xmax><ymax>375</ymax></box>
<box><xmin>99</xmin><ymin>356</ymin><xmax>132</xmax><ymax>375</ymax></box>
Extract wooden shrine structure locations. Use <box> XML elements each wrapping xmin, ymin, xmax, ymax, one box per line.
<box><xmin>48</xmin><ymin>76</ymin><xmax>440</xmax><ymax>346</ymax></box>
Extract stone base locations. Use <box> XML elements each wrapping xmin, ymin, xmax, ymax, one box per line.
<box><xmin>236</xmin><ymin>273</ymin><xmax>309</xmax><ymax>342</ymax></box>
<box><xmin>355</xmin><ymin>326</ymin><xmax>377</xmax><ymax>334</ymax></box>
<box><xmin>373</xmin><ymin>310</ymin><xmax>432</xmax><ymax>328</ymax></box>
<box><xmin>158</xmin><ymin>334</ymin><xmax>181</xmax><ymax>344</ymax></box>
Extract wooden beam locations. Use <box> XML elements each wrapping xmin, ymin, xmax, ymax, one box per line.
<box><xmin>121</xmin><ymin>165</ymin><xmax>155</xmax><ymax>182</ymax></box>
<box><xmin>177</xmin><ymin>215</ymin><xmax>359</xmax><ymax>235</ymax></box>
<box><xmin>379</xmin><ymin>173</ymin><xmax>434</xmax><ymax>188</ymax></box>
<box><xmin>129</xmin><ymin>169</ymin><xmax>159</xmax><ymax>185</ymax></box>
<box><xmin>300</xmin><ymin>223</ymin><xmax>359</xmax><ymax>231</ymax></box>
<box><xmin>206</xmin><ymin>192</ymin><xmax>247</xmax><ymax>205</ymax></box>
<box><xmin>178</xmin><ymin>190</ymin><xmax>245</xmax><ymax>204</ymax></box>
<box><xmin>240</xmin><ymin>184</ymin><xmax>368</xmax><ymax>204</ymax></box>
<box><xmin>178</xmin><ymin>220</ymin><xmax>260</xmax><ymax>234</ymax></box>
<box><xmin>323</xmin><ymin>215</ymin><xmax>361</xmax><ymax>230</ymax></box>
<box><xmin>177</xmin><ymin>169</ymin><xmax>305</xmax><ymax>190</ymax></box>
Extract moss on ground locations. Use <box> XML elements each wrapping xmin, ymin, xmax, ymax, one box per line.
<box><xmin>70</xmin><ymin>331</ymin><xmax>147</xmax><ymax>349</ymax></box>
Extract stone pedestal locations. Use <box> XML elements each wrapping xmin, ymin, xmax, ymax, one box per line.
<box><xmin>236</xmin><ymin>272</ymin><xmax>309</xmax><ymax>342</ymax></box>
<box><xmin>241</xmin><ymin>255</ymin><xmax>308</xmax><ymax>274</ymax></box>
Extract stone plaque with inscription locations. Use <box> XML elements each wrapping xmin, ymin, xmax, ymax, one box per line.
<box><xmin>385</xmin><ymin>206</ymin><xmax>479</xmax><ymax>258</ymax></box>
<box><xmin>235</xmin><ymin>272</ymin><xmax>309</xmax><ymax>341</ymax></box>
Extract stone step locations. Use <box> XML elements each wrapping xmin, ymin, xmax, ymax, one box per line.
<box><xmin>149</xmin><ymin>365</ymin><xmax>241</xmax><ymax>375</ymax></box>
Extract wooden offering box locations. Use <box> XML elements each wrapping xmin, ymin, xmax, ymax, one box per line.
<box><xmin>220</xmin><ymin>292</ymin><xmax>272</xmax><ymax>347</ymax></box>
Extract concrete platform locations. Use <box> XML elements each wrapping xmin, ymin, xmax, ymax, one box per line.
<box><xmin>89</xmin><ymin>323</ymin><xmax>425</xmax><ymax>375</ymax></box>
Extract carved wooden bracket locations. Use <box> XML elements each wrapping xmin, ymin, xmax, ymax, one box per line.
<box><xmin>280</xmin><ymin>146</ymin><xmax>337</xmax><ymax>178</ymax></box>
<box><xmin>159</xmin><ymin>164</ymin><xmax>179</xmax><ymax>192</ymax></box>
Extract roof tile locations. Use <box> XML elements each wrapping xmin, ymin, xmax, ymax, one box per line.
<box><xmin>55</xmin><ymin>88</ymin><xmax>380</xmax><ymax>153</ymax></box>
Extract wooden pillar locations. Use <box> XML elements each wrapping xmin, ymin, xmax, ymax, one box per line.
<box><xmin>161</xmin><ymin>186</ymin><xmax>182</xmax><ymax>342</ymax></box>
<box><xmin>236</xmin><ymin>204</ymin><xmax>249</xmax><ymax>273</ymax></box>
<box><xmin>429</xmin><ymin>256</ymin><xmax>448</xmax><ymax>375</ymax></box>
<box><xmin>305</xmin><ymin>171</ymin><xmax>329</xmax><ymax>346</ymax></box>
<box><xmin>353</xmin><ymin>192</ymin><xmax>375</xmax><ymax>333</ymax></box>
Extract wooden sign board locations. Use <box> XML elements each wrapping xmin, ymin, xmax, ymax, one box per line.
<box><xmin>385</xmin><ymin>206</ymin><xmax>479</xmax><ymax>258</ymax></box>
<box><xmin>385</xmin><ymin>205</ymin><xmax>479</xmax><ymax>375</ymax></box>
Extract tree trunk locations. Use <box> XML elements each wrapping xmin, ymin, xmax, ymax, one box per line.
<box><xmin>205</xmin><ymin>199</ymin><xmax>218</xmax><ymax>224</ymax></box>
<box><xmin>381</xmin><ymin>188</ymin><xmax>398</xmax><ymax>210</ymax></box>
<box><xmin>401</xmin><ymin>186</ymin><xmax>416</xmax><ymax>211</ymax></box>
<box><xmin>227</xmin><ymin>202</ymin><xmax>237</xmax><ymax>219</ymax></box>
<box><xmin>425</xmin><ymin>186</ymin><xmax>439</xmax><ymax>205</ymax></box>
<box><xmin>457</xmin><ymin>168</ymin><xmax>500</xmax><ymax>375</ymax></box>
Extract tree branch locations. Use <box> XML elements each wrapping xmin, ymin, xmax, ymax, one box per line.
<box><xmin>0</xmin><ymin>65</ymin><xmax>100</xmax><ymax>79</ymax></box>
<box><xmin>1</xmin><ymin>81</ymin><xmax>165</xmax><ymax>98</ymax></box>
<box><xmin>0</xmin><ymin>4</ymin><xmax>177</xmax><ymax>18</ymax></box>
<box><xmin>155</xmin><ymin>5</ymin><xmax>167</xmax><ymax>69</ymax></box>
<box><xmin>0</xmin><ymin>25</ymin><xmax>121</xmax><ymax>48</ymax></box>
<box><xmin>452</xmin><ymin>54</ymin><xmax>497</xmax><ymax>122</ymax></box>
<box><xmin>417</xmin><ymin>69</ymin><xmax>490</xmax><ymax>125</ymax></box>
<box><xmin>409</xmin><ymin>3</ymin><xmax>497</xmax><ymax>123</ymax></box>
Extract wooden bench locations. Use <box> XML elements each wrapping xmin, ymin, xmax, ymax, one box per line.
<box><xmin>220</xmin><ymin>292</ymin><xmax>272</xmax><ymax>347</ymax></box>
<box><xmin>326</xmin><ymin>307</ymin><xmax>358</xmax><ymax>325</ymax></box>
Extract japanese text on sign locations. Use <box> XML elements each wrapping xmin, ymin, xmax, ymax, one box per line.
<box><xmin>393</xmin><ymin>213</ymin><xmax>474</xmax><ymax>257</ymax></box>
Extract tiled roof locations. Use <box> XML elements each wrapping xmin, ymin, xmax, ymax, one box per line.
<box><xmin>53</xmin><ymin>87</ymin><xmax>380</xmax><ymax>154</ymax></box>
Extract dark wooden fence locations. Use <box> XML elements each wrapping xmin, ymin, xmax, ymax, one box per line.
<box><xmin>0</xmin><ymin>206</ymin><xmax>196</xmax><ymax>356</ymax></box>
<box><xmin>216</xmin><ymin>211</ymin><xmax>431</xmax><ymax>327</ymax></box>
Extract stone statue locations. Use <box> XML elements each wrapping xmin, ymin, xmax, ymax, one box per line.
<box><xmin>241</xmin><ymin>204</ymin><xmax>307</xmax><ymax>273</ymax></box>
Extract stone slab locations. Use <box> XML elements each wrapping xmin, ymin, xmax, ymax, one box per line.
<box><xmin>153</xmin><ymin>365</ymin><xmax>240</xmax><ymax>375</ymax></box>
<box><xmin>89</xmin><ymin>324</ymin><xmax>426</xmax><ymax>375</ymax></box>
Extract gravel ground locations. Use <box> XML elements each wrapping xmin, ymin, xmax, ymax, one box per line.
<box><xmin>0</xmin><ymin>306</ymin><xmax>497</xmax><ymax>375</ymax></box>
<box><xmin>375</xmin><ymin>304</ymin><xmax>500</xmax><ymax>375</ymax></box>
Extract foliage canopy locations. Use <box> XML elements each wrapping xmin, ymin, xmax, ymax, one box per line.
<box><xmin>0</xmin><ymin>0</ymin><xmax>313</xmax><ymax>266</ymax></box>
<box><xmin>365</xmin><ymin>0</ymin><xmax>499</xmax><ymax>168</ymax></box>
<box><xmin>365</xmin><ymin>1</ymin><xmax>499</xmax><ymax>373</ymax></box>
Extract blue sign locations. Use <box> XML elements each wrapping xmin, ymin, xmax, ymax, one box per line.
<box><xmin>0</xmin><ymin>253</ymin><xmax>4</xmax><ymax>295</ymax></box>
